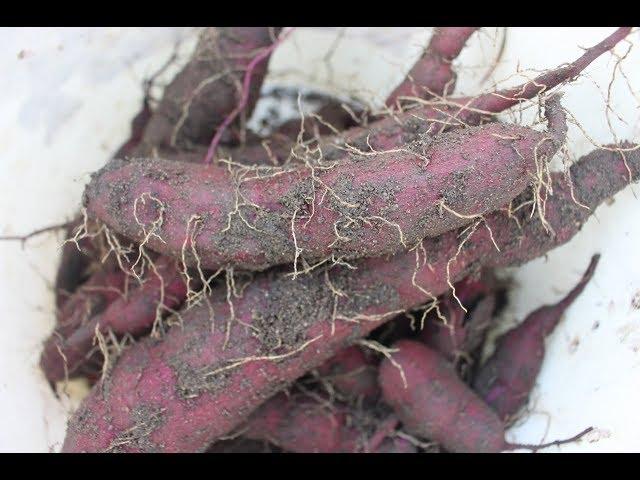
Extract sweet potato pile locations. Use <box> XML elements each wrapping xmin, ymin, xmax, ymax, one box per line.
<box><xmin>39</xmin><ymin>27</ymin><xmax>639</xmax><ymax>453</ymax></box>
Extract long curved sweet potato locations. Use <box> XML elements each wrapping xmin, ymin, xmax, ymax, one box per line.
<box><xmin>62</xmin><ymin>144</ymin><xmax>639</xmax><ymax>452</ymax></box>
<box><xmin>380</xmin><ymin>339</ymin><xmax>594</xmax><ymax>452</ymax></box>
<box><xmin>83</xmin><ymin>94</ymin><xmax>566</xmax><ymax>272</ymax></box>
<box><xmin>327</xmin><ymin>27</ymin><xmax>630</xmax><ymax>157</ymax></box>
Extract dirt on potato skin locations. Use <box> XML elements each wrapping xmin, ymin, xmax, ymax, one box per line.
<box><xmin>61</xmin><ymin>253</ymin><xmax>405</xmax><ymax>453</ymax></box>
<box><xmin>84</xmin><ymin>117</ymin><xmax>555</xmax><ymax>274</ymax></box>
<box><xmin>65</xmin><ymin>141</ymin><xmax>640</xmax><ymax>453</ymax></box>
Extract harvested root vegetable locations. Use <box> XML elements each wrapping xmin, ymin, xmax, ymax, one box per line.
<box><xmin>379</xmin><ymin>339</ymin><xmax>506</xmax><ymax>452</ymax></box>
<box><xmin>41</xmin><ymin>262</ymin><xmax>127</xmax><ymax>384</ymax></box>
<box><xmin>47</xmin><ymin>24</ymin><xmax>269</xmax><ymax>380</ymax></box>
<box><xmin>229</xmin><ymin>27</ymin><xmax>628</xmax><ymax>168</ymax></box>
<box><xmin>138</xmin><ymin>27</ymin><xmax>282</xmax><ymax>152</ymax></box>
<box><xmin>322</xmin><ymin>27</ymin><xmax>631</xmax><ymax>159</ymax></box>
<box><xmin>82</xmin><ymin>94</ymin><xmax>566</xmax><ymax>272</ymax></box>
<box><xmin>386</xmin><ymin>27</ymin><xmax>479</xmax><ymax>108</ymax></box>
<box><xmin>379</xmin><ymin>340</ymin><xmax>592</xmax><ymax>452</ymax></box>
<box><xmin>315</xmin><ymin>345</ymin><xmax>380</xmax><ymax>401</ymax></box>
<box><xmin>418</xmin><ymin>272</ymin><xmax>498</xmax><ymax>364</ymax></box>
<box><xmin>473</xmin><ymin>254</ymin><xmax>600</xmax><ymax>421</ymax></box>
<box><xmin>244</xmin><ymin>392</ymin><xmax>397</xmax><ymax>453</ymax></box>
<box><xmin>62</xmin><ymin>144</ymin><xmax>639</xmax><ymax>452</ymax></box>
<box><xmin>41</xmin><ymin>256</ymin><xmax>189</xmax><ymax>384</ymax></box>
<box><xmin>43</xmin><ymin>21</ymin><xmax>278</xmax><ymax>379</ymax></box>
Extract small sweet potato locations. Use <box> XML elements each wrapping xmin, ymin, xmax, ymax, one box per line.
<box><xmin>244</xmin><ymin>392</ymin><xmax>364</xmax><ymax>453</ymax></box>
<box><xmin>42</xmin><ymin>256</ymin><xmax>189</xmax><ymax>384</ymax></box>
<box><xmin>41</xmin><ymin>262</ymin><xmax>127</xmax><ymax>384</ymax></box>
<box><xmin>315</xmin><ymin>345</ymin><xmax>379</xmax><ymax>401</ymax></box>
<box><xmin>473</xmin><ymin>254</ymin><xmax>600</xmax><ymax>421</ymax></box>
<box><xmin>244</xmin><ymin>390</ymin><xmax>404</xmax><ymax>453</ymax></box>
<box><xmin>379</xmin><ymin>339</ymin><xmax>507</xmax><ymax>452</ymax></box>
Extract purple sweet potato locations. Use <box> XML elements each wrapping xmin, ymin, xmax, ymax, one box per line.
<box><xmin>386</xmin><ymin>27</ymin><xmax>479</xmax><ymax>108</ymax></box>
<box><xmin>473</xmin><ymin>254</ymin><xmax>600</xmax><ymax>421</ymax></box>
<box><xmin>83</xmin><ymin>94</ymin><xmax>566</xmax><ymax>272</ymax></box>
<box><xmin>419</xmin><ymin>272</ymin><xmax>498</xmax><ymax>362</ymax></box>
<box><xmin>243</xmin><ymin>390</ymin><xmax>404</xmax><ymax>453</ymax></box>
<box><xmin>62</xmin><ymin>144</ymin><xmax>639</xmax><ymax>452</ymax></box>
<box><xmin>227</xmin><ymin>27</ymin><xmax>628</xmax><ymax>168</ymax></box>
<box><xmin>316</xmin><ymin>345</ymin><xmax>380</xmax><ymax>401</ymax></box>
<box><xmin>325</xmin><ymin>27</ymin><xmax>631</xmax><ymax>159</ymax></box>
<box><xmin>139</xmin><ymin>27</ymin><xmax>281</xmax><ymax>152</ymax></box>
<box><xmin>41</xmin><ymin>263</ymin><xmax>127</xmax><ymax>384</ymax></box>
<box><xmin>47</xmin><ymin>22</ymin><xmax>272</xmax><ymax>380</ymax></box>
<box><xmin>243</xmin><ymin>392</ymin><xmax>364</xmax><ymax>453</ymax></box>
<box><xmin>42</xmin><ymin>256</ymin><xmax>189</xmax><ymax>384</ymax></box>
<box><xmin>379</xmin><ymin>339</ymin><xmax>592</xmax><ymax>452</ymax></box>
<box><xmin>379</xmin><ymin>339</ymin><xmax>507</xmax><ymax>452</ymax></box>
